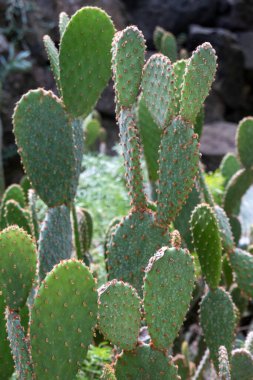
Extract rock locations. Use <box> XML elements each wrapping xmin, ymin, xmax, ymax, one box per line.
<box><xmin>237</xmin><ymin>32</ymin><xmax>253</xmax><ymax>70</ymax></box>
<box><xmin>200</xmin><ymin>121</ymin><xmax>237</xmax><ymax>156</ymax></box>
<box><xmin>188</xmin><ymin>25</ymin><xmax>245</xmax><ymax>110</ymax></box>
<box><xmin>122</xmin><ymin>0</ymin><xmax>220</xmax><ymax>43</ymax></box>
<box><xmin>218</xmin><ymin>0</ymin><xmax>253</xmax><ymax>31</ymax></box>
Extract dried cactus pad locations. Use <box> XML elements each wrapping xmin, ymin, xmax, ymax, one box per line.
<box><xmin>115</xmin><ymin>344</ymin><xmax>180</xmax><ymax>380</ymax></box>
<box><xmin>0</xmin><ymin>226</ymin><xmax>37</xmax><ymax>309</ymax></box>
<box><xmin>13</xmin><ymin>89</ymin><xmax>80</xmax><ymax>207</ymax></box>
<box><xmin>230</xmin><ymin>248</ymin><xmax>253</xmax><ymax>298</ymax></box>
<box><xmin>143</xmin><ymin>246</ymin><xmax>195</xmax><ymax>350</ymax></box>
<box><xmin>59</xmin><ymin>7</ymin><xmax>115</xmax><ymax>117</ymax></box>
<box><xmin>30</xmin><ymin>259</ymin><xmax>97</xmax><ymax>380</ymax></box>
<box><xmin>98</xmin><ymin>280</ymin><xmax>141</xmax><ymax>350</ymax></box>
<box><xmin>180</xmin><ymin>42</ymin><xmax>217</xmax><ymax>124</ymax></box>
<box><xmin>112</xmin><ymin>26</ymin><xmax>146</xmax><ymax>107</ymax></box>
<box><xmin>200</xmin><ymin>288</ymin><xmax>237</xmax><ymax>370</ymax></box>
<box><xmin>107</xmin><ymin>210</ymin><xmax>170</xmax><ymax>295</ymax></box>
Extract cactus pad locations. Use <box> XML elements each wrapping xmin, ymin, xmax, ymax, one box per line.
<box><xmin>0</xmin><ymin>295</ymin><xmax>14</xmax><ymax>379</ymax></box>
<box><xmin>153</xmin><ymin>26</ymin><xmax>165</xmax><ymax>51</ymax></box>
<box><xmin>6</xmin><ymin>308</ymin><xmax>33</xmax><ymax>380</ymax></box>
<box><xmin>160</xmin><ymin>32</ymin><xmax>177</xmax><ymax>62</ymax></box>
<box><xmin>190</xmin><ymin>203</ymin><xmax>222</xmax><ymax>289</ymax></box>
<box><xmin>98</xmin><ymin>280</ymin><xmax>141</xmax><ymax>350</ymax></box>
<box><xmin>220</xmin><ymin>153</ymin><xmax>241</xmax><ymax>185</ymax></box>
<box><xmin>180</xmin><ymin>42</ymin><xmax>217</xmax><ymax>124</ymax></box>
<box><xmin>231</xmin><ymin>349</ymin><xmax>253</xmax><ymax>380</ymax></box>
<box><xmin>5</xmin><ymin>200</ymin><xmax>32</xmax><ymax>235</ymax></box>
<box><xmin>230</xmin><ymin>248</ymin><xmax>253</xmax><ymax>298</ymax></box>
<box><xmin>59</xmin><ymin>7</ymin><xmax>115</xmax><ymax>117</ymax></box>
<box><xmin>214</xmin><ymin>205</ymin><xmax>234</xmax><ymax>254</ymax></box>
<box><xmin>43</xmin><ymin>35</ymin><xmax>61</xmax><ymax>93</ymax></box>
<box><xmin>59</xmin><ymin>12</ymin><xmax>69</xmax><ymax>38</ymax></box>
<box><xmin>38</xmin><ymin>205</ymin><xmax>72</xmax><ymax>280</ymax></box>
<box><xmin>173</xmin><ymin>59</ymin><xmax>187</xmax><ymax>113</ymax></box>
<box><xmin>30</xmin><ymin>259</ymin><xmax>97</xmax><ymax>380</ymax></box>
<box><xmin>0</xmin><ymin>226</ymin><xmax>37</xmax><ymax>309</ymax></box>
<box><xmin>115</xmin><ymin>343</ymin><xmax>180</xmax><ymax>379</ymax></box>
<box><xmin>142</xmin><ymin>53</ymin><xmax>176</xmax><ymax>128</ymax></box>
<box><xmin>107</xmin><ymin>210</ymin><xmax>170</xmax><ymax>295</ymax></box>
<box><xmin>236</xmin><ymin>117</ymin><xmax>253</xmax><ymax>169</ymax></box>
<box><xmin>143</xmin><ymin>246</ymin><xmax>195</xmax><ymax>349</ymax></box>
<box><xmin>218</xmin><ymin>346</ymin><xmax>231</xmax><ymax>380</ymax></box>
<box><xmin>112</xmin><ymin>26</ymin><xmax>145</xmax><ymax>107</ymax></box>
<box><xmin>14</xmin><ymin>89</ymin><xmax>80</xmax><ymax>207</ymax></box>
<box><xmin>200</xmin><ymin>288</ymin><xmax>237</xmax><ymax>370</ymax></box>
<box><xmin>156</xmin><ymin>117</ymin><xmax>199</xmax><ymax>226</ymax></box>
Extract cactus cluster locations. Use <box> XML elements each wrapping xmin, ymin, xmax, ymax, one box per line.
<box><xmin>1</xmin><ymin>5</ymin><xmax>253</xmax><ymax>380</ymax></box>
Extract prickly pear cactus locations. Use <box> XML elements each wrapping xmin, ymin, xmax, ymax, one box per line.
<box><xmin>30</xmin><ymin>259</ymin><xmax>97</xmax><ymax>380</ymax></box>
<box><xmin>231</xmin><ymin>349</ymin><xmax>253</xmax><ymax>380</ymax></box>
<box><xmin>0</xmin><ymin>226</ymin><xmax>37</xmax><ymax>309</ymax></box>
<box><xmin>98</xmin><ymin>280</ymin><xmax>141</xmax><ymax>350</ymax></box>
<box><xmin>143</xmin><ymin>246</ymin><xmax>195</xmax><ymax>350</ymax></box>
<box><xmin>229</xmin><ymin>248</ymin><xmax>253</xmax><ymax>298</ymax></box>
<box><xmin>218</xmin><ymin>346</ymin><xmax>231</xmax><ymax>380</ymax></box>
<box><xmin>236</xmin><ymin>117</ymin><xmax>253</xmax><ymax>169</ymax></box>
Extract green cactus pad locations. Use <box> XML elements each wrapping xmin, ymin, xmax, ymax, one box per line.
<box><xmin>0</xmin><ymin>184</ymin><xmax>26</xmax><ymax>228</ymax></box>
<box><xmin>220</xmin><ymin>153</ymin><xmax>241</xmax><ymax>185</ymax></box>
<box><xmin>0</xmin><ymin>226</ymin><xmax>37</xmax><ymax>309</ymax></box>
<box><xmin>112</xmin><ymin>26</ymin><xmax>145</xmax><ymax>107</ymax></box>
<box><xmin>173</xmin><ymin>59</ymin><xmax>187</xmax><ymax>113</ymax></box>
<box><xmin>137</xmin><ymin>95</ymin><xmax>161</xmax><ymax>182</ymax></box>
<box><xmin>6</xmin><ymin>308</ymin><xmax>33</xmax><ymax>380</ymax></box>
<box><xmin>0</xmin><ymin>295</ymin><xmax>14</xmax><ymax>379</ymax></box>
<box><xmin>59</xmin><ymin>7</ymin><xmax>115</xmax><ymax>117</ymax></box>
<box><xmin>174</xmin><ymin>184</ymin><xmax>200</xmax><ymax>250</ymax></box>
<box><xmin>30</xmin><ymin>259</ymin><xmax>98</xmax><ymax>380</ymax></box>
<box><xmin>43</xmin><ymin>35</ymin><xmax>61</xmax><ymax>92</ymax></box>
<box><xmin>14</xmin><ymin>89</ymin><xmax>81</xmax><ymax>207</ymax></box>
<box><xmin>230</xmin><ymin>285</ymin><xmax>248</xmax><ymax>316</ymax></box>
<box><xmin>245</xmin><ymin>331</ymin><xmax>253</xmax><ymax>355</ymax></box>
<box><xmin>194</xmin><ymin>107</ymin><xmax>205</xmax><ymax>138</ymax></box>
<box><xmin>223</xmin><ymin>168</ymin><xmax>253</xmax><ymax>216</ymax></box>
<box><xmin>218</xmin><ymin>346</ymin><xmax>231</xmax><ymax>380</ymax></box>
<box><xmin>214</xmin><ymin>205</ymin><xmax>235</xmax><ymax>254</ymax></box>
<box><xmin>190</xmin><ymin>203</ymin><xmax>222</xmax><ymax>289</ymax></box>
<box><xmin>59</xmin><ymin>11</ymin><xmax>69</xmax><ymax>38</ymax></box>
<box><xmin>107</xmin><ymin>210</ymin><xmax>170</xmax><ymax>295</ymax></box>
<box><xmin>230</xmin><ymin>248</ymin><xmax>253</xmax><ymax>298</ymax></box>
<box><xmin>143</xmin><ymin>246</ymin><xmax>195</xmax><ymax>350</ymax></box>
<box><xmin>119</xmin><ymin>108</ymin><xmax>147</xmax><ymax>208</ymax></box>
<box><xmin>153</xmin><ymin>26</ymin><xmax>166</xmax><ymax>51</ymax></box>
<box><xmin>229</xmin><ymin>215</ymin><xmax>241</xmax><ymax>245</ymax></box>
<box><xmin>236</xmin><ymin>117</ymin><xmax>253</xmax><ymax>169</ymax></box>
<box><xmin>98</xmin><ymin>280</ymin><xmax>141</xmax><ymax>350</ymax></box>
<box><xmin>160</xmin><ymin>31</ymin><xmax>177</xmax><ymax>62</ymax></box>
<box><xmin>5</xmin><ymin>200</ymin><xmax>32</xmax><ymax>235</ymax></box>
<box><xmin>20</xmin><ymin>176</ymin><xmax>31</xmax><ymax>203</ymax></box>
<box><xmin>115</xmin><ymin>343</ymin><xmax>180</xmax><ymax>380</ymax></box>
<box><xmin>38</xmin><ymin>205</ymin><xmax>72</xmax><ymax>280</ymax></box>
<box><xmin>180</xmin><ymin>42</ymin><xmax>217</xmax><ymax>124</ymax></box>
<box><xmin>156</xmin><ymin>117</ymin><xmax>199</xmax><ymax>226</ymax></box>
<box><xmin>28</xmin><ymin>189</ymin><xmax>39</xmax><ymax>241</ymax></box>
<box><xmin>231</xmin><ymin>349</ymin><xmax>253</xmax><ymax>380</ymax></box>
<box><xmin>200</xmin><ymin>288</ymin><xmax>237</xmax><ymax>370</ymax></box>
<box><xmin>142</xmin><ymin>53</ymin><xmax>176</xmax><ymax>129</ymax></box>
<box><xmin>78</xmin><ymin>207</ymin><xmax>93</xmax><ymax>253</ymax></box>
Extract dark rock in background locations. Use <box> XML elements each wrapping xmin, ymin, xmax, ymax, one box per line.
<box><xmin>1</xmin><ymin>0</ymin><xmax>253</xmax><ymax>183</ymax></box>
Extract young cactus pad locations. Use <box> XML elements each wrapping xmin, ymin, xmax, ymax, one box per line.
<box><xmin>30</xmin><ymin>259</ymin><xmax>97</xmax><ymax>380</ymax></box>
<box><xmin>107</xmin><ymin>210</ymin><xmax>170</xmax><ymax>295</ymax></box>
<box><xmin>236</xmin><ymin>117</ymin><xmax>253</xmax><ymax>169</ymax></box>
<box><xmin>200</xmin><ymin>288</ymin><xmax>237</xmax><ymax>370</ymax></box>
<box><xmin>180</xmin><ymin>42</ymin><xmax>217</xmax><ymax>124</ymax></box>
<box><xmin>98</xmin><ymin>280</ymin><xmax>141</xmax><ymax>350</ymax></box>
<box><xmin>59</xmin><ymin>7</ymin><xmax>115</xmax><ymax>118</ymax></box>
<box><xmin>218</xmin><ymin>346</ymin><xmax>231</xmax><ymax>380</ymax></box>
<box><xmin>0</xmin><ymin>226</ymin><xmax>37</xmax><ymax>309</ymax></box>
<box><xmin>112</xmin><ymin>26</ymin><xmax>146</xmax><ymax>107</ymax></box>
<box><xmin>143</xmin><ymin>246</ymin><xmax>195</xmax><ymax>350</ymax></box>
<box><xmin>13</xmin><ymin>89</ymin><xmax>82</xmax><ymax>207</ymax></box>
<box><xmin>141</xmin><ymin>53</ymin><xmax>176</xmax><ymax>128</ymax></box>
<box><xmin>190</xmin><ymin>203</ymin><xmax>222</xmax><ymax>289</ymax></box>
<box><xmin>229</xmin><ymin>248</ymin><xmax>253</xmax><ymax>298</ymax></box>
<box><xmin>156</xmin><ymin>116</ymin><xmax>199</xmax><ymax>226</ymax></box>
<box><xmin>115</xmin><ymin>343</ymin><xmax>180</xmax><ymax>380</ymax></box>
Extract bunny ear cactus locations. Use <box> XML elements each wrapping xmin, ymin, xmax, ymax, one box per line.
<box><xmin>231</xmin><ymin>349</ymin><xmax>253</xmax><ymax>380</ymax></box>
<box><xmin>218</xmin><ymin>346</ymin><xmax>231</xmax><ymax>380</ymax></box>
<box><xmin>59</xmin><ymin>11</ymin><xmax>69</xmax><ymax>38</ymax></box>
<box><xmin>43</xmin><ymin>35</ymin><xmax>61</xmax><ymax>93</ymax></box>
<box><xmin>236</xmin><ymin>117</ymin><xmax>253</xmax><ymax>169</ymax></box>
<box><xmin>30</xmin><ymin>259</ymin><xmax>97</xmax><ymax>380</ymax></box>
<box><xmin>59</xmin><ymin>7</ymin><xmax>115</xmax><ymax>118</ymax></box>
<box><xmin>5</xmin><ymin>200</ymin><xmax>32</xmax><ymax>235</ymax></box>
<box><xmin>229</xmin><ymin>248</ymin><xmax>253</xmax><ymax>298</ymax></box>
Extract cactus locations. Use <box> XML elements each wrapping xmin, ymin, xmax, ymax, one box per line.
<box><xmin>214</xmin><ymin>205</ymin><xmax>235</xmax><ymax>254</ymax></box>
<box><xmin>190</xmin><ymin>203</ymin><xmax>222</xmax><ymax>289</ymax></box>
<box><xmin>143</xmin><ymin>245</ymin><xmax>195</xmax><ymax>350</ymax></box>
<box><xmin>0</xmin><ymin>226</ymin><xmax>37</xmax><ymax>309</ymax></box>
<box><xmin>231</xmin><ymin>349</ymin><xmax>253</xmax><ymax>380</ymax></box>
<box><xmin>58</xmin><ymin>11</ymin><xmax>69</xmax><ymax>38</ymax></box>
<box><xmin>98</xmin><ymin>280</ymin><xmax>141</xmax><ymax>350</ymax></box>
<box><xmin>59</xmin><ymin>7</ymin><xmax>115</xmax><ymax>117</ymax></box>
<box><xmin>220</xmin><ymin>153</ymin><xmax>241</xmax><ymax>185</ymax></box>
<box><xmin>229</xmin><ymin>248</ymin><xmax>253</xmax><ymax>298</ymax></box>
<box><xmin>200</xmin><ymin>288</ymin><xmax>237</xmax><ymax>370</ymax></box>
<box><xmin>114</xmin><ymin>343</ymin><xmax>180</xmax><ymax>380</ymax></box>
<box><xmin>160</xmin><ymin>31</ymin><xmax>177</xmax><ymax>62</ymax></box>
<box><xmin>236</xmin><ymin>117</ymin><xmax>253</xmax><ymax>169</ymax></box>
<box><xmin>43</xmin><ymin>35</ymin><xmax>61</xmax><ymax>93</ymax></box>
<box><xmin>0</xmin><ymin>295</ymin><xmax>14</xmax><ymax>379</ymax></box>
<box><xmin>5</xmin><ymin>200</ymin><xmax>32</xmax><ymax>235</ymax></box>
<box><xmin>30</xmin><ymin>259</ymin><xmax>98</xmax><ymax>380</ymax></box>
<box><xmin>218</xmin><ymin>346</ymin><xmax>231</xmax><ymax>380</ymax></box>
